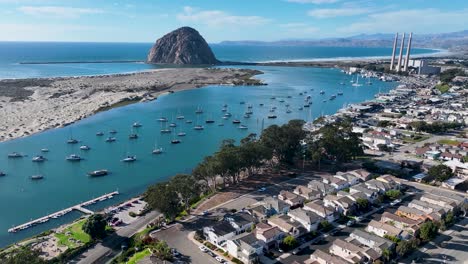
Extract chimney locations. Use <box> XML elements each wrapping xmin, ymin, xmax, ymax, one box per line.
<box><xmin>396</xmin><ymin>33</ymin><xmax>405</xmax><ymax>72</ymax></box>
<box><xmin>390</xmin><ymin>33</ymin><xmax>398</xmax><ymax>71</ymax></box>
<box><xmin>403</xmin><ymin>32</ymin><xmax>413</xmax><ymax>72</ymax></box>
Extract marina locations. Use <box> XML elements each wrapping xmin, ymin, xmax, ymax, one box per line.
<box><xmin>7</xmin><ymin>191</ymin><xmax>118</xmax><ymax>233</ymax></box>
<box><xmin>0</xmin><ymin>66</ymin><xmax>397</xmax><ymax>247</ymax></box>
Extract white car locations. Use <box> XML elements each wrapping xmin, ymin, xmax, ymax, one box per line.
<box><xmin>390</xmin><ymin>199</ymin><xmax>402</xmax><ymax>206</ymax></box>
<box><xmin>199</xmin><ymin>246</ymin><xmax>208</xmax><ymax>252</ymax></box>
<box><xmin>258</xmin><ymin>187</ymin><xmax>266</xmax><ymax>192</ymax></box>
<box><xmin>215</xmin><ymin>256</ymin><xmax>225</xmax><ymax>262</ymax></box>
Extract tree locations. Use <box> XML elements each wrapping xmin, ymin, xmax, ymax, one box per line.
<box><xmin>170</xmin><ymin>174</ymin><xmax>200</xmax><ymax>211</ymax></box>
<box><xmin>419</xmin><ymin>221</ymin><xmax>438</xmax><ymax>241</ymax></box>
<box><xmin>381</xmin><ymin>248</ymin><xmax>392</xmax><ymax>262</ymax></box>
<box><xmin>282</xmin><ymin>235</ymin><xmax>297</xmax><ymax>249</ymax></box>
<box><xmin>145</xmin><ymin>182</ymin><xmax>181</xmax><ymax>220</ymax></box>
<box><xmin>152</xmin><ymin>240</ymin><xmax>173</xmax><ymax>261</ymax></box>
<box><xmin>356</xmin><ymin>198</ymin><xmax>369</xmax><ymax>210</ymax></box>
<box><xmin>193</xmin><ymin>156</ymin><xmax>219</xmax><ymax>192</ymax></box>
<box><xmin>0</xmin><ymin>246</ymin><xmax>46</xmax><ymax>264</ymax></box>
<box><xmin>260</xmin><ymin>119</ymin><xmax>306</xmax><ymax>164</ymax></box>
<box><xmin>385</xmin><ymin>190</ymin><xmax>401</xmax><ymax>200</ymax></box>
<box><xmin>319</xmin><ymin>220</ymin><xmax>331</xmax><ymax>231</ymax></box>
<box><xmin>427</xmin><ymin>164</ymin><xmax>453</xmax><ymax>182</ymax></box>
<box><xmin>82</xmin><ymin>214</ymin><xmax>107</xmax><ymax>240</ymax></box>
<box><xmin>396</xmin><ymin>240</ymin><xmax>413</xmax><ymax>257</ymax></box>
<box><xmin>308</xmin><ymin>119</ymin><xmax>363</xmax><ymax>165</ymax></box>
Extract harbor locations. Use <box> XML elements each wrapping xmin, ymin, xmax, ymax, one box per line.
<box><xmin>7</xmin><ymin>191</ymin><xmax>118</xmax><ymax>233</ymax></box>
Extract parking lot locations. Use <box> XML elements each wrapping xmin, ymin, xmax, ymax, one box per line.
<box><xmin>108</xmin><ymin>199</ymin><xmax>148</xmax><ymax>228</ymax></box>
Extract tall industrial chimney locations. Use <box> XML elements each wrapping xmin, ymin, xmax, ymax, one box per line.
<box><xmin>403</xmin><ymin>32</ymin><xmax>413</xmax><ymax>72</ymax></box>
<box><xmin>390</xmin><ymin>33</ymin><xmax>398</xmax><ymax>71</ymax></box>
<box><xmin>396</xmin><ymin>33</ymin><xmax>405</xmax><ymax>72</ymax></box>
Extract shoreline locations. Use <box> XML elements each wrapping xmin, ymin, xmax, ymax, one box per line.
<box><xmin>0</xmin><ymin>68</ymin><xmax>264</xmax><ymax>143</ymax></box>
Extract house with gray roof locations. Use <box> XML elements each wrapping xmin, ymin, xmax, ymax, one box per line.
<box><xmin>288</xmin><ymin>207</ymin><xmax>322</xmax><ymax>232</ymax></box>
<box><xmin>347</xmin><ymin>229</ymin><xmax>394</xmax><ymax>254</ymax></box>
<box><xmin>226</xmin><ymin>233</ymin><xmax>264</xmax><ymax>264</ymax></box>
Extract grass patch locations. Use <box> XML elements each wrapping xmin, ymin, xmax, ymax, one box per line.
<box><xmin>437</xmin><ymin>139</ymin><xmax>460</xmax><ymax>146</ymax></box>
<box><xmin>402</xmin><ymin>135</ymin><xmax>430</xmax><ymax>143</ymax></box>
<box><xmin>435</xmin><ymin>83</ymin><xmax>451</xmax><ymax>94</ymax></box>
<box><xmin>54</xmin><ymin>219</ymin><xmax>91</xmax><ymax>249</ymax></box>
<box><xmin>127</xmin><ymin>248</ymin><xmax>151</xmax><ymax>264</ymax></box>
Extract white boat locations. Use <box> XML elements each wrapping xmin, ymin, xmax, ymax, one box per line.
<box><xmin>121</xmin><ymin>156</ymin><xmax>136</xmax><ymax>162</ymax></box>
<box><xmin>176</xmin><ymin>115</ymin><xmax>185</xmax><ymax>120</ymax></box>
<box><xmin>177</xmin><ymin>132</ymin><xmax>186</xmax><ymax>137</ymax></box>
<box><xmin>109</xmin><ymin>129</ymin><xmax>117</xmax><ymax>134</ymax></box>
<box><xmin>105</xmin><ymin>137</ymin><xmax>116</xmax><ymax>142</ymax></box>
<box><xmin>152</xmin><ymin>147</ymin><xmax>163</xmax><ymax>154</ymax></box>
<box><xmin>132</xmin><ymin>122</ymin><xmax>142</xmax><ymax>127</ymax></box>
<box><xmin>80</xmin><ymin>145</ymin><xmax>91</xmax><ymax>150</ymax></box>
<box><xmin>32</xmin><ymin>155</ymin><xmax>46</xmax><ymax>162</ymax></box>
<box><xmin>185</xmin><ymin>120</ymin><xmax>193</xmax><ymax>124</ymax></box>
<box><xmin>158</xmin><ymin>117</ymin><xmax>168</xmax><ymax>122</ymax></box>
<box><xmin>66</xmin><ymin>154</ymin><xmax>82</xmax><ymax>161</ymax></box>
<box><xmin>193</xmin><ymin>125</ymin><xmax>204</xmax><ymax>130</ymax></box>
<box><xmin>31</xmin><ymin>175</ymin><xmax>44</xmax><ymax>180</ymax></box>
<box><xmin>352</xmin><ymin>75</ymin><xmax>362</xmax><ymax>87</ymax></box>
<box><xmin>41</xmin><ymin>148</ymin><xmax>49</xmax><ymax>152</ymax></box>
<box><xmin>195</xmin><ymin>106</ymin><xmax>203</xmax><ymax>114</ymax></box>
<box><xmin>96</xmin><ymin>131</ymin><xmax>104</xmax><ymax>136</ymax></box>
<box><xmin>320</xmin><ymin>90</ymin><xmax>325</xmax><ymax>95</ymax></box>
<box><xmin>239</xmin><ymin>125</ymin><xmax>248</xmax><ymax>129</ymax></box>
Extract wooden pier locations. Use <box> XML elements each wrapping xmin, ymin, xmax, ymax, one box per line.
<box><xmin>8</xmin><ymin>191</ymin><xmax>119</xmax><ymax>233</ymax></box>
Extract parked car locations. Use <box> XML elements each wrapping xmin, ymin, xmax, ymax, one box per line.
<box><xmin>346</xmin><ymin>220</ymin><xmax>356</xmax><ymax>227</ymax></box>
<box><xmin>199</xmin><ymin>246</ymin><xmax>208</xmax><ymax>252</ymax></box>
<box><xmin>390</xmin><ymin>199</ymin><xmax>402</xmax><ymax>206</ymax></box>
<box><xmin>202</xmin><ymin>210</ymin><xmax>209</xmax><ymax>216</ymax></box>
<box><xmin>208</xmin><ymin>251</ymin><xmax>216</xmax><ymax>257</ymax></box>
<box><xmin>258</xmin><ymin>187</ymin><xmax>266</xmax><ymax>192</ymax></box>
<box><xmin>215</xmin><ymin>256</ymin><xmax>225</xmax><ymax>262</ymax></box>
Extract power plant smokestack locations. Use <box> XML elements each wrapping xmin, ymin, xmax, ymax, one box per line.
<box><xmin>403</xmin><ymin>32</ymin><xmax>412</xmax><ymax>72</ymax></box>
<box><xmin>390</xmin><ymin>33</ymin><xmax>398</xmax><ymax>71</ymax></box>
<box><xmin>396</xmin><ymin>33</ymin><xmax>405</xmax><ymax>72</ymax></box>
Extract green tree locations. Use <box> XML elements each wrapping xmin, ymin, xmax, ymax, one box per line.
<box><xmin>381</xmin><ymin>248</ymin><xmax>392</xmax><ymax>262</ymax></box>
<box><xmin>260</xmin><ymin>119</ymin><xmax>306</xmax><ymax>164</ymax></box>
<box><xmin>282</xmin><ymin>235</ymin><xmax>297</xmax><ymax>248</ymax></box>
<box><xmin>170</xmin><ymin>174</ymin><xmax>200</xmax><ymax>211</ymax></box>
<box><xmin>0</xmin><ymin>246</ymin><xmax>46</xmax><ymax>264</ymax></box>
<box><xmin>356</xmin><ymin>198</ymin><xmax>369</xmax><ymax>210</ymax></box>
<box><xmin>319</xmin><ymin>220</ymin><xmax>331</xmax><ymax>231</ymax></box>
<box><xmin>82</xmin><ymin>214</ymin><xmax>107</xmax><ymax>240</ymax></box>
<box><xmin>193</xmin><ymin>155</ymin><xmax>219</xmax><ymax>191</ymax></box>
<box><xmin>385</xmin><ymin>190</ymin><xmax>401</xmax><ymax>200</ymax></box>
<box><xmin>419</xmin><ymin>221</ymin><xmax>438</xmax><ymax>241</ymax></box>
<box><xmin>396</xmin><ymin>240</ymin><xmax>413</xmax><ymax>257</ymax></box>
<box><xmin>145</xmin><ymin>182</ymin><xmax>181</xmax><ymax>220</ymax></box>
<box><xmin>427</xmin><ymin>164</ymin><xmax>453</xmax><ymax>182</ymax></box>
<box><xmin>152</xmin><ymin>240</ymin><xmax>173</xmax><ymax>261</ymax></box>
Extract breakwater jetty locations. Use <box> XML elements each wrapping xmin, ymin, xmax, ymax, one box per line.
<box><xmin>8</xmin><ymin>191</ymin><xmax>119</xmax><ymax>233</ymax></box>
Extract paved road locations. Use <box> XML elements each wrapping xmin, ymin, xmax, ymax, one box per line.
<box><xmin>150</xmin><ymin>224</ymin><xmax>219</xmax><ymax>264</ymax></box>
<box><xmin>402</xmin><ymin>217</ymin><xmax>468</xmax><ymax>264</ymax></box>
<box><xmin>70</xmin><ymin>210</ymin><xmax>160</xmax><ymax>264</ymax></box>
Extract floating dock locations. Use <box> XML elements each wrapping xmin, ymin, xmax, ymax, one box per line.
<box><xmin>8</xmin><ymin>191</ymin><xmax>119</xmax><ymax>233</ymax></box>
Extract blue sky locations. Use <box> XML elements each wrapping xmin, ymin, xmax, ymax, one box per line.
<box><xmin>0</xmin><ymin>0</ymin><xmax>467</xmax><ymax>42</ymax></box>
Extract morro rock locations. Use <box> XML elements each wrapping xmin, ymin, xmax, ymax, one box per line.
<box><xmin>146</xmin><ymin>27</ymin><xmax>219</xmax><ymax>65</ymax></box>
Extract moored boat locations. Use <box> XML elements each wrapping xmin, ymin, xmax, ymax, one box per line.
<box><xmin>88</xmin><ymin>170</ymin><xmax>108</xmax><ymax>177</ymax></box>
<box><xmin>80</xmin><ymin>145</ymin><xmax>91</xmax><ymax>150</ymax></box>
<box><xmin>32</xmin><ymin>155</ymin><xmax>46</xmax><ymax>162</ymax></box>
<box><xmin>66</xmin><ymin>154</ymin><xmax>82</xmax><ymax>161</ymax></box>
<box><xmin>31</xmin><ymin>175</ymin><xmax>44</xmax><ymax>180</ymax></box>
<box><xmin>8</xmin><ymin>152</ymin><xmax>24</xmax><ymax>158</ymax></box>
<box><xmin>121</xmin><ymin>156</ymin><xmax>136</xmax><ymax>162</ymax></box>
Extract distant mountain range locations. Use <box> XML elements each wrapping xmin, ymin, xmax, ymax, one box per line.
<box><xmin>218</xmin><ymin>30</ymin><xmax>468</xmax><ymax>50</ymax></box>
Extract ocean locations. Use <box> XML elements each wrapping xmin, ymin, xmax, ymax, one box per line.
<box><xmin>0</xmin><ymin>42</ymin><xmax>437</xmax><ymax>79</ymax></box>
<box><xmin>0</xmin><ymin>42</ymin><xmax>424</xmax><ymax>247</ymax></box>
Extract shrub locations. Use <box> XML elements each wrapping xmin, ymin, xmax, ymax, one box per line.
<box><xmin>232</xmin><ymin>257</ymin><xmax>244</xmax><ymax>264</ymax></box>
<box><xmin>129</xmin><ymin>211</ymin><xmax>137</xmax><ymax>217</ymax></box>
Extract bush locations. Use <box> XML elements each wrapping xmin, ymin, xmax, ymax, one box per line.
<box><xmin>232</xmin><ymin>257</ymin><xmax>244</xmax><ymax>264</ymax></box>
<box><xmin>281</xmin><ymin>235</ymin><xmax>297</xmax><ymax>250</ymax></box>
<box><xmin>129</xmin><ymin>211</ymin><xmax>137</xmax><ymax>217</ymax></box>
<box><xmin>385</xmin><ymin>190</ymin><xmax>401</xmax><ymax>200</ymax></box>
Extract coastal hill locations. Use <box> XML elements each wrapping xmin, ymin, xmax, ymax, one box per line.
<box><xmin>218</xmin><ymin>30</ymin><xmax>468</xmax><ymax>51</ymax></box>
<box><xmin>147</xmin><ymin>27</ymin><xmax>219</xmax><ymax>65</ymax></box>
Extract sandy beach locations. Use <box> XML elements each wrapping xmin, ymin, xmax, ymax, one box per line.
<box><xmin>0</xmin><ymin>67</ymin><xmax>263</xmax><ymax>142</ymax></box>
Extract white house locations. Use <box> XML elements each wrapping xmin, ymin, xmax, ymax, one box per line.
<box><xmin>203</xmin><ymin>221</ymin><xmax>237</xmax><ymax>247</ymax></box>
<box><xmin>287</xmin><ymin>208</ymin><xmax>321</xmax><ymax>232</ymax></box>
<box><xmin>226</xmin><ymin>233</ymin><xmax>264</xmax><ymax>264</ymax></box>
<box><xmin>303</xmin><ymin>200</ymin><xmax>338</xmax><ymax>223</ymax></box>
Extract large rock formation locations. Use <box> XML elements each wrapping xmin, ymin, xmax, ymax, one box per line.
<box><xmin>147</xmin><ymin>27</ymin><xmax>219</xmax><ymax>65</ymax></box>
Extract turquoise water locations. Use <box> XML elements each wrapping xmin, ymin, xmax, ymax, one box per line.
<box><xmin>0</xmin><ymin>42</ymin><xmax>436</xmax><ymax>79</ymax></box>
<box><xmin>0</xmin><ymin>66</ymin><xmax>397</xmax><ymax>246</ymax></box>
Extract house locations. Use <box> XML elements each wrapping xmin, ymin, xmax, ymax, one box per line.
<box><xmin>308</xmin><ymin>180</ymin><xmax>336</xmax><ymax>195</ymax></box>
<box><xmin>366</xmin><ymin>220</ymin><xmax>410</xmax><ymax>240</ymax></box>
<box><xmin>380</xmin><ymin>212</ymin><xmax>421</xmax><ymax>235</ymax></box>
<box><xmin>408</xmin><ymin>200</ymin><xmax>446</xmax><ymax>216</ymax></box>
<box><xmin>294</xmin><ymin>185</ymin><xmax>322</xmax><ymax>201</ymax></box>
<box><xmin>375</xmin><ymin>174</ymin><xmax>402</xmax><ymax>189</ymax></box>
<box><xmin>255</xmin><ymin>223</ymin><xmax>284</xmax><ymax>249</ymax></box>
<box><xmin>395</xmin><ymin>206</ymin><xmax>428</xmax><ymax>221</ymax></box>
<box><xmin>334</xmin><ymin>172</ymin><xmax>361</xmax><ymax>186</ymax></box>
<box><xmin>249</xmin><ymin>196</ymin><xmax>290</xmax><ymax>221</ymax></box>
<box><xmin>306</xmin><ymin>249</ymin><xmax>348</xmax><ymax>264</ymax></box>
<box><xmin>303</xmin><ymin>200</ymin><xmax>338</xmax><ymax>223</ymax></box>
<box><xmin>323</xmin><ymin>177</ymin><xmax>350</xmax><ymax>191</ymax></box>
<box><xmin>267</xmin><ymin>214</ymin><xmax>306</xmax><ymax>238</ymax></box>
<box><xmin>420</xmin><ymin>194</ymin><xmax>457</xmax><ymax>211</ymax></box>
<box><xmin>349</xmin><ymin>184</ymin><xmax>379</xmax><ymax>202</ymax></box>
<box><xmin>203</xmin><ymin>221</ymin><xmax>237</xmax><ymax>246</ymax></box>
<box><xmin>329</xmin><ymin>239</ymin><xmax>380</xmax><ymax>264</ymax></box>
<box><xmin>324</xmin><ymin>195</ymin><xmax>356</xmax><ymax>216</ymax></box>
<box><xmin>348</xmin><ymin>229</ymin><xmax>394</xmax><ymax>254</ymax></box>
<box><xmin>278</xmin><ymin>190</ymin><xmax>305</xmax><ymax>207</ymax></box>
<box><xmin>288</xmin><ymin>208</ymin><xmax>321</xmax><ymax>232</ymax></box>
<box><xmin>347</xmin><ymin>169</ymin><xmax>373</xmax><ymax>181</ymax></box>
<box><xmin>226</xmin><ymin>233</ymin><xmax>264</xmax><ymax>264</ymax></box>
<box><xmin>364</xmin><ymin>179</ymin><xmax>392</xmax><ymax>194</ymax></box>
<box><xmin>444</xmin><ymin>160</ymin><xmax>468</xmax><ymax>179</ymax></box>
<box><xmin>224</xmin><ymin>212</ymin><xmax>256</xmax><ymax>234</ymax></box>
